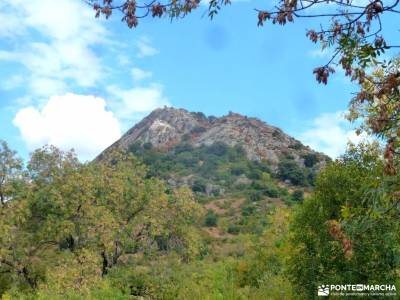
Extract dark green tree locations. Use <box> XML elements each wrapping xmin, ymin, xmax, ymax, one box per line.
<box><xmin>287</xmin><ymin>143</ymin><xmax>400</xmax><ymax>298</ymax></box>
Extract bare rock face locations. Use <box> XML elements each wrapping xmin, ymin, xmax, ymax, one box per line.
<box><xmin>99</xmin><ymin>107</ymin><xmax>327</xmax><ymax>166</ymax></box>
<box><xmin>108</xmin><ymin>107</ymin><xmax>207</xmax><ymax>150</ymax></box>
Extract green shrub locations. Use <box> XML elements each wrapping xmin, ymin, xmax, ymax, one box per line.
<box><xmin>289</xmin><ymin>141</ymin><xmax>302</xmax><ymax>150</ymax></box>
<box><xmin>248</xmin><ymin>191</ymin><xmax>263</xmax><ymax>202</ymax></box>
<box><xmin>143</xmin><ymin>142</ymin><xmax>153</xmax><ymax>150</ymax></box>
<box><xmin>206</xmin><ymin>142</ymin><xmax>229</xmax><ymax>156</ymax></box>
<box><xmin>176</xmin><ymin>152</ymin><xmax>197</xmax><ymax>167</ymax></box>
<box><xmin>247</xmin><ymin>169</ymin><xmax>262</xmax><ymax>180</ymax></box>
<box><xmin>174</xmin><ymin>143</ymin><xmax>194</xmax><ymax>154</ymax></box>
<box><xmin>291</xmin><ymin>190</ymin><xmax>304</xmax><ymax>202</ymax></box>
<box><xmin>263</xmin><ymin>185</ymin><xmax>279</xmax><ymax>198</ymax></box>
<box><xmin>192</xmin><ymin>179</ymin><xmax>207</xmax><ymax>193</ymax></box>
<box><xmin>227</xmin><ymin>224</ymin><xmax>240</xmax><ymax>235</ymax></box>
<box><xmin>277</xmin><ymin>159</ymin><xmax>306</xmax><ymax>186</ymax></box>
<box><xmin>250</xmin><ymin>181</ymin><xmax>266</xmax><ymax>190</ymax></box>
<box><xmin>302</xmin><ymin>153</ymin><xmax>319</xmax><ymax>167</ymax></box>
<box><xmin>241</xmin><ymin>204</ymin><xmax>256</xmax><ymax>216</ymax></box>
<box><xmin>231</xmin><ymin>165</ymin><xmax>246</xmax><ymax>176</ymax></box>
<box><xmin>204</xmin><ymin>210</ymin><xmax>218</xmax><ymax>227</ymax></box>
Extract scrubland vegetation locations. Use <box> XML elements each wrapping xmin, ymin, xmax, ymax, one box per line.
<box><xmin>1</xmin><ymin>140</ymin><xmax>399</xmax><ymax>299</ymax></box>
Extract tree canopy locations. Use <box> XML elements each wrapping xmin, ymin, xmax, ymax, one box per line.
<box><xmin>288</xmin><ymin>142</ymin><xmax>400</xmax><ymax>298</ymax></box>
<box><xmin>1</xmin><ymin>137</ymin><xmax>399</xmax><ymax>298</ymax></box>
<box><xmin>0</xmin><ymin>143</ymin><xmax>202</xmax><ymax>296</ymax></box>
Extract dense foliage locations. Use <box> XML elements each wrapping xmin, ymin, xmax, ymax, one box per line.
<box><xmin>129</xmin><ymin>141</ymin><xmax>316</xmax><ymax>193</ymax></box>
<box><xmin>0</xmin><ymin>141</ymin><xmax>398</xmax><ymax>299</ymax></box>
<box><xmin>0</xmin><ymin>144</ymin><xmax>202</xmax><ymax>298</ymax></box>
<box><xmin>288</xmin><ymin>142</ymin><xmax>400</xmax><ymax>298</ymax></box>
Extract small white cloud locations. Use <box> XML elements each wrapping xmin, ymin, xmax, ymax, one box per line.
<box><xmin>13</xmin><ymin>93</ymin><xmax>121</xmax><ymax>161</ymax></box>
<box><xmin>299</xmin><ymin>111</ymin><xmax>370</xmax><ymax>158</ymax></box>
<box><xmin>107</xmin><ymin>84</ymin><xmax>170</xmax><ymax>122</ymax></box>
<box><xmin>136</xmin><ymin>37</ymin><xmax>159</xmax><ymax>58</ymax></box>
<box><xmin>131</xmin><ymin>68</ymin><xmax>152</xmax><ymax>81</ymax></box>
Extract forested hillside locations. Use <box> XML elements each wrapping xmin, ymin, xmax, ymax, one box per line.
<box><xmin>1</xmin><ymin>121</ymin><xmax>399</xmax><ymax>299</ymax></box>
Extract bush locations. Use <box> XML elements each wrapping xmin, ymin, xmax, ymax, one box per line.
<box><xmin>128</xmin><ymin>142</ymin><xmax>143</xmax><ymax>154</ymax></box>
<box><xmin>241</xmin><ymin>204</ymin><xmax>256</xmax><ymax>216</ymax></box>
<box><xmin>143</xmin><ymin>142</ymin><xmax>153</xmax><ymax>150</ymax></box>
<box><xmin>303</xmin><ymin>153</ymin><xmax>319</xmax><ymax>168</ymax></box>
<box><xmin>283</xmin><ymin>152</ymin><xmax>295</xmax><ymax>160</ymax></box>
<box><xmin>175</xmin><ymin>143</ymin><xmax>194</xmax><ymax>154</ymax></box>
<box><xmin>263</xmin><ymin>185</ymin><xmax>279</xmax><ymax>198</ymax></box>
<box><xmin>233</xmin><ymin>144</ymin><xmax>246</xmax><ymax>156</ymax></box>
<box><xmin>289</xmin><ymin>141</ymin><xmax>302</xmax><ymax>150</ymax></box>
<box><xmin>231</xmin><ymin>165</ymin><xmax>246</xmax><ymax>176</ymax></box>
<box><xmin>247</xmin><ymin>169</ymin><xmax>262</xmax><ymax>180</ymax></box>
<box><xmin>248</xmin><ymin>191</ymin><xmax>263</xmax><ymax>202</ymax></box>
<box><xmin>250</xmin><ymin>181</ymin><xmax>266</xmax><ymax>190</ymax></box>
<box><xmin>206</xmin><ymin>142</ymin><xmax>229</xmax><ymax>156</ymax></box>
<box><xmin>292</xmin><ymin>190</ymin><xmax>304</xmax><ymax>202</ymax></box>
<box><xmin>204</xmin><ymin>210</ymin><xmax>218</xmax><ymax>227</ymax></box>
<box><xmin>278</xmin><ymin>160</ymin><xmax>306</xmax><ymax>186</ymax></box>
<box><xmin>176</xmin><ymin>152</ymin><xmax>197</xmax><ymax>167</ymax></box>
<box><xmin>227</xmin><ymin>224</ymin><xmax>240</xmax><ymax>234</ymax></box>
<box><xmin>307</xmin><ymin>171</ymin><xmax>316</xmax><ymax>186</ymax></box>
<box><xmin>250</xmin><ymin>160</ymin><xmax>271</xmax><ymax>173</ymax></box>
<box><xmin>192</xmin><ymin>179</ymin><xmax>207</xmax><ymax>193</ymax></box>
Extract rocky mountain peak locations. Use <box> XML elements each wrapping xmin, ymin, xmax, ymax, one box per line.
<box><xmin>100</xmin><ymin>106</ymin><xmax>327</xmax><ymax>166</ymax></box>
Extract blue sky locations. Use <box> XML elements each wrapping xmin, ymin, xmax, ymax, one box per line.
<box><xmin>0</xmin><ymin>0</ymin><xmax>392</xmax><ymax>161</ymax></box>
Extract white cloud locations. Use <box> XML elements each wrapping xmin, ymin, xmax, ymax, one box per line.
<box><xmin>0</xmin><ymin>75</ymin><xmax>24</xmax><ymax>90</ymax></box>
<box><xmin>13</xmin><ymin>94</ymin><xmax>121</xmax><ymax>161</ymax></box>
<box><xmin>107</xmin><ymin>84</ymin><xmax>170</xmax><ymax>121</ymax></box>
<box><xmin>30</xmin><ymin>77</ymin><xmax>67</xmax><ymax>97</ymax></box>
<box><xmin>0</xmin><ymin>0</ymin><xmax>108</xmax><ymax>96</ymax></box>
<box><xmin>131</xmin><ymin>68</ymin><xmax>153</xmax><ymax>81</ymax></box>
<box><xmin>15</xmin><ymin>96</ymin><xmax>33</xmax><ymax>107</ymax></box>
<box><xmin>299</xmin><ymin>111</ymin><xmax>370</xmax><ymax>158</ymax></box>
<box><xmin>0</xmin><ymin>11</ymin><xmax>25</xmax><ymax>38</ymax></box>
<box><xmin>136</xmin><ymin>37</ymin><xmax>159</xmax><ymax>58</ymax></box>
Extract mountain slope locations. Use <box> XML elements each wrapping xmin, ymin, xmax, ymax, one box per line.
<box><xmin>100</xmin><ymin>107</ymin><xmax>328</xmax><ymax>167</ymax></box>
<box><xmin>96</xmin><ymin>106</ymin><xmax>330</xmax><ymax>238</ymax></box>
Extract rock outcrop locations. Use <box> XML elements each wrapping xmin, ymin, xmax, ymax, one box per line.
<box><xmin>99</xmin><ymin>107</ymin><xmax>328</xmax><ymax>167</ymax></box>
